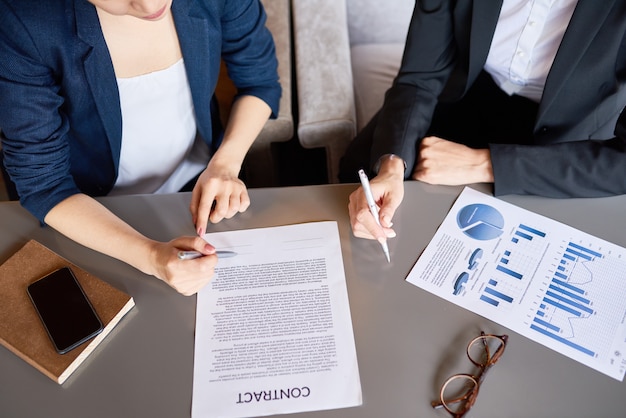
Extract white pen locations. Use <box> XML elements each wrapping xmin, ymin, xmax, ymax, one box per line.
<box><xmin>177</xmin><ymin>250</ymin><xmax>238</xmax><ymax>260</ymax></box>
<box><xmin>358</xmin><ymin>169</ymin><xmax>391</xmax><ymax>263</ymax></box>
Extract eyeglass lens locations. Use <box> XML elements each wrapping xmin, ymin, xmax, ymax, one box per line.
<box><xmin>433</xmin><ymin>333</ymin><xmax>508</xmax><ymax>417</ymax></box>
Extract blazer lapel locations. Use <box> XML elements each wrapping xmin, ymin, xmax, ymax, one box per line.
<box><xmin>74</xmin><ymin>0</ymin><xmax>122</xmax><ymax>164</ymax></box>
<box><xmin>467</xmin><ymin>0</ymin><xmax>503</xmax><ymax>84</ymax></box>
<box><xmin>442</xmin><ymin>0</ymin><xmax>501</xmax><ymax>98</ymax></box>
<box><xmin>538</xmin><ymin>1</ymin><xmax>617</xmax><ymax>122</ymax></box>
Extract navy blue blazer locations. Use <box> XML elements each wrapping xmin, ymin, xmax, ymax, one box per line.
<box><xmin>369</xmin><ymin>0</ymin><xmax>626</xmax><ymax>197</ymax></box>
<box><xmin>0</xmin><ymin>0</ymin><xmax>281</xmax><ymax>222</ymax></box>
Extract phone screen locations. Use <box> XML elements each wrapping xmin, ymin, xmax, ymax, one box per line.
<box><xmin>27</xmin><ymin>267</ymin><xmax>103</xmax><ymax>354</ymax></box>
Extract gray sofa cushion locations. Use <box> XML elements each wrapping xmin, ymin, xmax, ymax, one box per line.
<box><xmin>351</xmin><ymin>43</ymin><xmax>404</xmax><ymax>131</ymax></box>
<box><xmin>347</xmin><ymin>0</ymin><xmax>415</xmax><ymax>46</ymax></box>
<box><xmin>292</xmin><ymin>0</ymin><xmax>414</xmax><ymax>183</ymax></box>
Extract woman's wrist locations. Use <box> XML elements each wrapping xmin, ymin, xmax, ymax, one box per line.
<box><xmin>205</xmin><ymin>151</ymin><xmax>244</xmax><ymax>178</ymax></box>
<box><xmin>375</xmin><ymin>154</ymin><xmax>406</xmax><ymax>179</ymax></box>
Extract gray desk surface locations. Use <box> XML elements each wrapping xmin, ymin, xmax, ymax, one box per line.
<box><xmin>1</xmin><ymin>182</ymin><xmax>625</xmax><ymax>418</ymax></box>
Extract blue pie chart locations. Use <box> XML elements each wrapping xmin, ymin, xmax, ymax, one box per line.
<box><xmin>456</xmin><ymin>203</ymin><xmax>504</xmax><ymax>240</ymax></box>
<box><xmin>453</xmin><ymin>272</ymin><xmax>469</xmax><ymax>295</ymax></box>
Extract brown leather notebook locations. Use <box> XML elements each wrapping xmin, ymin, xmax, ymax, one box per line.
<box><xmin>0</xmin><ymin>240</ymin><xmax>135</xmax><ymax>384</ymax></box>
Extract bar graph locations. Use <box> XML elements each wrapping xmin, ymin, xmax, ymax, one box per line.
<box><xmin>496</xmin><ymin>264</ymin><xmax>523</xmax><ymax>280</ymax></box>
<box><xmin>480</xmin><ymin>223</ymin><xmax>548</xmax><ymax>308</ymax></box>
<box><xmin>480</xmin><ymin>277</ymin><xmax>516</xmax><ymax>307</ymax></box>
<box><xmin>528</xmin><ymin>240</ymin><xmax>626</xmax><ymax>359</ymax></box>
<box><xmin>407</xmin><ymin>187</ymin><xmax>626</xmax><ymax>380</ymax></box>
<box><xmin>500</xmin><ymin>224</ymin><xmax>546</xmax><ymax>280</ymax></box>
<box><xmin>511</xmin><ymin>224</ymin><xmax>545</xmax><ymax>243</ymax></box>
<box><xmin>519</xmin><ymin>224</ymin><xmax>546</xmax><ymax>238</ymax></box>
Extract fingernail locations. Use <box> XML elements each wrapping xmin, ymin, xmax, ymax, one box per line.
<box><xmin>197</xmin><ymin>227</ymin><xmax>204</xmax><ymax>236</ymax></box>
<box><xmin>386</xmin><ymin>230</ymin><xmax>396</xmax><ymax>238</ymax></box>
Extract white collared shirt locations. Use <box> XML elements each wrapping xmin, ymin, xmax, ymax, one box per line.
<box><xmin>484</xmin><ymin>0</ymin><xmax>578</xmax><ymax>102</ymax></box>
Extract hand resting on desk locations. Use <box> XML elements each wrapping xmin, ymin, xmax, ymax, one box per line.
<box><xmin>413</xmin><ymin>136</ymin><xmax>494</xmax><ymax>185</ymax></box>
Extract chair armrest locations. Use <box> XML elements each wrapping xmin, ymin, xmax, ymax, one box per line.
<box><xmin>292</xmin><ymin>0</ymin><xmax>356</xmax><ymax>183</ymax></box>
<box><xmin>255</xmin><ymin>0</ymin><xmax>294</xmax><ymax>147</ymax></box>
<box><xmin>244</xmin><ymin>0</ymin><xmax>295</xmax><ymax>187</ymax></box>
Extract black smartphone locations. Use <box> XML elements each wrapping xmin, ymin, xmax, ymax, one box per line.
<box><xmin>27</xmin><ymin>267</ymin><xmax>103</xmax><ymax>354</ymax></box>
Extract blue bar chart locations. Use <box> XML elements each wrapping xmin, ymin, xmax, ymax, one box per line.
<box><xmin>480</xmin><ymin>223</ymin><xmax>547</xmax><ymax>308</ymax></box>
<box><xmin>407</xmin><ymin>187</ymin><xmax>626</xmax><ymax>380</ymax></box>
<box><xmin>480</xmin><ymin>281</ymin><xmax>514</xmax><ymax>307</ymax></box>
<box><xmin>529</xmin><ymin>241</ymin><xmax>608</xmax><ymax>357</ymax></box>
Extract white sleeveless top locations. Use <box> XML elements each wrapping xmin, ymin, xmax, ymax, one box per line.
<box><xmin>110</xmin><ymin>59</ymin><xmax>210</xmax><ymax>195</ymax></box>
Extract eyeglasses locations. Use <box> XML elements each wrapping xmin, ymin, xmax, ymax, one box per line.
<box><xmin>431</xmin><ymin>332</ymin><xmax>508</xmax><ymax>418</ymax></box>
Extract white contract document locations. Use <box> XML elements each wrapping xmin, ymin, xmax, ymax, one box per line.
<box><xmin>407</xmin><ymin>187</ymin><xmax>626</xmax><ymax>381</ymax></box>
<box><xmin>192</xmin><ymin>221</ymin><xmax>362</xmax><ymax>418</ymax></box>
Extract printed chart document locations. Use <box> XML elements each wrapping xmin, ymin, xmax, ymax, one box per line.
<box><xmin>192</xmin><ymin>221</ymin><xmax>362</xmax><ymax>418</ymax></box>
<box><xmin>407</xmin><ymin>187</ymin><xmax>626</xmax><ymax>381</ymax></box>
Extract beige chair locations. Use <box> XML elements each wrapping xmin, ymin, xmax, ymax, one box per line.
<box><xmin>292</xmin><ymin>0</ymin><xmax>414</xmax><ymax>183</ymax></box>
<box><xmin>219</xmin><ymin>0</ymin><xmax>294</xmax><ymax>188</ymax></box>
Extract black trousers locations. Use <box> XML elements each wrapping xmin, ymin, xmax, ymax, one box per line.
<box><xmin>338</xmin><ymin>71</ymin><xmax>539</xmax><ymax>182</ymax></box>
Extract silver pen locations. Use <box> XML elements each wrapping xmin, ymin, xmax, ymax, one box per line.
<box><xmin>177</xmin><ymin>250</ymin><xmax>238</xmax><ymax>260</ymax></box>
<box><xmin>358</xmin><ymin>169</ymin><xmax>391</xmax><ymax>263</ymax></box>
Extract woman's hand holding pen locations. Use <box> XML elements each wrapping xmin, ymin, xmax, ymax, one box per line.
<box><xmin>149</xmin><ymin>236</ymin><xmax>219</xmax><ymax>296</ymax></box>
<box><xmin>348</xmin><ymin>157</ymin><xmax>405</xmax><ymax>242</ymax></box>
<box><xmin>44</xmin><ymin>194</ymin><xmax>219</xmax><ymax>297</ymax></box>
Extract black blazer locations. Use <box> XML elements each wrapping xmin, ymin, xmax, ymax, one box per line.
<box><xmin>371</xmin><ymin>0</ymin><xmax>626</xmax><ymax>197</ymax></box>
